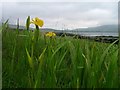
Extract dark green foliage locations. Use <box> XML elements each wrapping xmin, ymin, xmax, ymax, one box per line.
<box><xmin>2</xmin><ymin>29</ymin><xmax>118</xmax><ymax>88</ymax></box>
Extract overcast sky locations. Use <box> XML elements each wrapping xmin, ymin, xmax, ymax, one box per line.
<box><xmin>1</xmin><ymin>0</ymin><xmax>119</xmax><ymax>30</ymax></box>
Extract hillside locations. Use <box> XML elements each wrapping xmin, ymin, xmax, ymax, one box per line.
<box><xmin>73</xmin><ymin>25</ymin><xmax>118</xmax><ymax>32</ymax></box>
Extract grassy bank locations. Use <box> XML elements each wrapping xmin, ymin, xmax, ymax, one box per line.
<box><xmin>2</xmin><ymin>27</ymin><xmax>119</xmax><ymax>88</ymax></box>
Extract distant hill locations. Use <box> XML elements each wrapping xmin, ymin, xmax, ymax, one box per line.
<box><xmin>9</xmin><ymin>24</ymin><xmax>26</xmax><ymax>30</ymax></box>
<box><xmin>73</xmin><ymin>25</ymin><xmax>118</xmax><ymax>32</ymax></box>
<box><xmin>8</xmin><ymin>24</ymin><xmax>61</xmax><ymax>32</ymax></box>
<box><xmin>8</xmin><ymin>24</ymin><xmax>118</xmax><ymax>33</ymax></box>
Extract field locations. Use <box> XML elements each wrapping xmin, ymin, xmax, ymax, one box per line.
<box><xmin>2</xmin><ymin>23</ymin><xmax>119</xmax><ymax>88</ymax></box>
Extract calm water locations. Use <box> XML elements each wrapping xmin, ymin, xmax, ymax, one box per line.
<box><xmin>67</xmin><ymin>31</ymin><xmax>119</xmax><ymax>37</ymax></box>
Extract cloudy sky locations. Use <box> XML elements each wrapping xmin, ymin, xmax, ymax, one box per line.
<box><xmin>1</xmin><ymin>0</ymin><xmax>119</xmax><ymax>30</ymax></box>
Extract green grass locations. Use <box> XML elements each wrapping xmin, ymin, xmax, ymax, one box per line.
<box><xmin>2</xmin><ymin>27</ymin><xmax>119</xmax><ymax>88</ymax></box>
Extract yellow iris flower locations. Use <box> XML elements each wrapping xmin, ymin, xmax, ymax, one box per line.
<box><xmin>45</xmin><ymin>32</ymin><xmax>56</xmax><ymax>37</ymax></box>
<box><xmin>31</xmin><ymin>17</ymin><xmax>44</xmax><ymax>27</ymax></box>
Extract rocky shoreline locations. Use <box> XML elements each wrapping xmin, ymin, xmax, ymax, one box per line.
<box><xmin>56</xmin><ymin>32</ymin><xmax>119</xmax><ymax>44</ymax></box>
<box><xmin>8</xmin><ymin>28</ymin><xmax>119</xmax><ymax>44</ymax></box>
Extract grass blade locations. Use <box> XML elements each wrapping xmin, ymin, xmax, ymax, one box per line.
<box><xmin>26</xmin><ymin>48</ymin><xmax>34</xmax><ymax>69</ymax></box>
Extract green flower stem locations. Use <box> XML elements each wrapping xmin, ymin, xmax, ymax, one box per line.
<box><xmin>34</xmin><ymin>25</ymin><xmax>40</xmax><ymax>42</ymax></box>
<box><xmin>35</xmin><ymin>25</ymin><xmax>39</xmax><ymax>30</ymax></box>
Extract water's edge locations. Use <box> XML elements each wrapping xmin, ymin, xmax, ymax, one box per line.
<box><xmin>56</xmin><ymin>32</ymin><xmax>119</xmax><ymax>44</ymax></box>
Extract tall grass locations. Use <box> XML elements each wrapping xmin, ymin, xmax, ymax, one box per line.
<box><xmin>2</xmin><ymin>25</ymin><xmax>119</xmax><ymax>88</ymax></box>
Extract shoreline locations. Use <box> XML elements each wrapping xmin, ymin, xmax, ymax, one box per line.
<box><xmin>56</xmin><ymin>32</ymin><xmax>119</xmax><ymax>44</ymax></box>
<box><xmin>7</xmin><ymin>29</ymin><xmax>119</xmax><ymax>44</ymax></box>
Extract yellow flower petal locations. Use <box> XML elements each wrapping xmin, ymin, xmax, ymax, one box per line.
<box><xmin>31</xmin><ymin>17</ymin><xmax>44</xmax><ymax>27</ymax></box>
<box><xmin>45</xmin><ymin>32</ymin><xmax>56</xmax><ymax>37</ymax></box>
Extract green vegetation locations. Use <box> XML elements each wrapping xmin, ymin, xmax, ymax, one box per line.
<box><xmin>2</xmin><ymin>19</ymin><xmax>119</xmax><ymax>88</ymax></box>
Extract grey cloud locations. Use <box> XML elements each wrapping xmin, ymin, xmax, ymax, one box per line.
<box><xmin>2</xmin><ymin>2</ymin><xmax>118</xmax><ymax>29</ymax></box>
